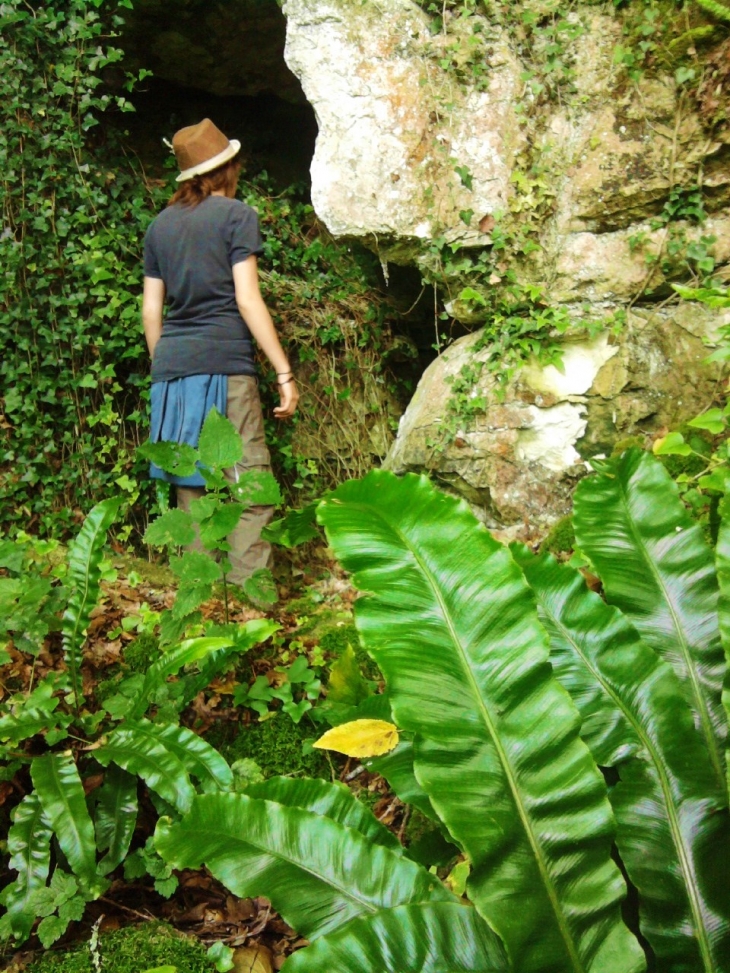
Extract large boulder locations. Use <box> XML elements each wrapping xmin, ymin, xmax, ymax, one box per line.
<box><xmin>385</xmin><ymin>303</ymin><xmax>729</xmax><ymax>533</ymax></box>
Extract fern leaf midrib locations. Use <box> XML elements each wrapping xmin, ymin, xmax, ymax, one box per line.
<box><xmin>545</xmin><ymin>604</ymin><xmax>716</xmax><ymax>973</ymax></box>
<box><xmin>399</xmin><ymin>526</ymin><xmax>587</xmax><ymax>973</ymax></box>
<box><xmin>188</xmin><ymin>809</ymin><xmax>389</xmax><ymax>918</ymax></box>
<box><xmin>617</xmin><ymin>478</ymin><xmax>725</xmax><ymax>794</ymax></box>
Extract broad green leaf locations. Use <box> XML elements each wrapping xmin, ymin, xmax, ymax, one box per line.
<box><xmin>367</xmin><ymin>736</ymin><xmax>441</xmax><ymax>823</ymax></box>
<box><xmin>143</xmin><ymin>509</ymin><xmax>196</xmax><ymax>547</ymax></box>
<box><xmin>62</xmin><ymin>498</ymin><xmax>121</xmax><ymax>701</ymax></box>
<box><xmin>0</xmin><ymin>707</ymin><xmax>65</xmax><ymax>745</ymax></box>
<box><xmin>652</xmin><ymin>431</ymin><xmax>691</xmax><ymax>456</ymax></box>
<box><xmin>155</xmin><ymin>792</ymin><xmax>453</xmax><ymax>941</ymax></box>
<box><xmin>1</xmin><ymin>794</ymin><xmax>52</xmax><ymax>941</ymax></box>
<box><xmin>95</xmin><ymin>765</ymin><xmax>138</xmax><ymax>876</ymax></box>
<box><xmin>198</xmin><ymin>407</ymin><xmax>243</xmax><ymax>469</ymax></box>
<box><xmin>314</xmin><ymin>719</ymin><xmax>399</xmax><ymax>757</ymax></box>
<box><xmin>715</xmin><ymin>497</ymin><xmax>730</xmax><ymax>799</ymax></box>
<box><xmin>138</xmin><ymin>440</ymin><xmax>199</xmax><ymax>477</ymax></box>
<box><xmin>31</xmin><ymin>753</ymin><xmax>105</xmax><ymax>895</ymax></box>
<box><xmin>574</xmin><ymin>448</ymin><xmax>728</xmax><ymax>795</ymax></box>
<box><xmin>96</xmin><ymin>726</ymin><xmax>195</xmax><ymax>814</ymax></box>
<box><xmin>140</xmin><ymin>720</ymin><xmax>233</xmax><ymax>792</ymax></box>
<box><xmin>247</xmin><ymin>776</ymin><xmax>403</xmax><ymax>853</ymax></box>
<box><xmin>318</xmin><ymin>470</ymin><xmax>644</xmax><ymax>973</ymax></box>
<box><xmin>262</xmin><ymin>504</ymin><xmax>320</xmax><ymax>548</ymax></box>
<box><xmin>282</xmin><ymin>902</ymin><xmax>508</xmax><ymax>973</ymax></box>
<box><xmin>515</xmin><ymin>546</ymin><xmax>730</xmax><ymax>972</ymax></box>
<box><xmin>127</xmin><ymin>636</ymin><xmax>233</xmax><ymax>720</ymax></box>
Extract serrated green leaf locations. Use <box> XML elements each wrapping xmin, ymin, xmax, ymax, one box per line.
<box><xmin>242</xmin><ymin>568</ymin><xmax>278</xmax><ymax>606</ymax></box>
<box><xmin>37</xmin><ymin>913</ymin><xmax>69</xmax><ymax>948</ymax></box>
<box><xmin>229</xmin><ymin>469</ymin><xmax>282</xmax><ymax>507</ymax></box>
<box><xmin>262</xmin><ymin>505</ymin><xmax>320</xmax><ymax>548</ymax></box>
<box><xmin>198</xmin><ymin>503</ymin><xmax>245</xmax><ymax>546</ymax></box>
<box><xmin>138</xmin><ymin>440</ymin><xmax>199</xmax><ymax>477</ymax></box>
<box><xmin>198</xmin><ymin>407</ymin><xmax>243</xmax><ymax>469</ymax></box>
<box><xmin>143</xmin><ymin>509</ymin><xmax>196</xmax><ymax>547</ymax></box>
<box><xmin>31</xmin><ymin>754</ymin><xmax>104</xmax><ymax>895</ymax></box>
<box><xmin>170</xmin><ymin>550</ymin><xmax>222</xmax><ymax>583</ymax></box>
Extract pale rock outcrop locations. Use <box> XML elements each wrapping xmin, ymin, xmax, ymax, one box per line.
<box><xmin>385</xmin><ymin>307</ymin><xmax>728</xmax><ymax>531</ymax></box>
<box><xmin>282</xmin><ymin>0</ymin><xmax>524</xmax><ymax>255</ymax></box>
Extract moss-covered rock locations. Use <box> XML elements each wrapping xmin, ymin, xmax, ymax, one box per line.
<box><xmin>24</xmin><ymin>921</ymin><xmax>212</xmax><ymax>973</ymax></box>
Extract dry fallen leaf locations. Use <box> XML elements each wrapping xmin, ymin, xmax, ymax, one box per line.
<box><xmin>233</xmin><ymin>944</ymin><xmax>274</xmax><ymax>973</ymax></box>
<box><xmin>314</xmin><ymin>719</ymin><xmax>399</xmax><ymax>758</ymax></box>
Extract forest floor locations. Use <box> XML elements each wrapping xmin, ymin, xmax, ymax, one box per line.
<box><xmin>1</xmin><ymin>542</ymin><xmax>414</xmax><ymax>973</ymax></box>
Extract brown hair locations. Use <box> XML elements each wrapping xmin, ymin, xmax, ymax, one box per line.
<box><xmin>168</xmin><ymin>156</ymin><xmax>242</xmax><ymax>208</ymax></box>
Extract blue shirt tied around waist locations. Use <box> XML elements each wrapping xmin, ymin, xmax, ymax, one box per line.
<box><xmin>149</xmin><ymin>374</ymin><xmax>228</xmax><ymax>488</ymax></box>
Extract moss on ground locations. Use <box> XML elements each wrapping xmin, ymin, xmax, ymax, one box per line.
<box><xmin>206</xmin><ymin>713</ymin><xmax>332</xmax><ymax>780</ymax></box>
<box><xmin>123</xmin><ymin>632</ymin><xmax>161</xmax><ymax>672</ymax></box>
<box><xmin>538</xmin><ymin>515</ymin><xmax>575</xmax><ymax>556</ymax></box>
<box><xmin>319</xmin><ymin>623</ymin><xmax>382</xmax><ymax>683</ymax></box>
<box><xmin>24</xmin><ymin>921</ymin><xmax>212</xmax><ymax>973</ymax></box>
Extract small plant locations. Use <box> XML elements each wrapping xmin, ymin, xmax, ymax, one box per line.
<box><xmin>139</xmin><ymin>407</ymin><xmax>282</xmax><ymax>615</ymax></box>
<box><xmin>0</xmin><ymin>500</ymin><xmax>277</xmax><ymax>948</ymax></box>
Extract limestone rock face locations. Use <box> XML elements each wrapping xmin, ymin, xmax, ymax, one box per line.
<box><xmin>282</xmin><ymin>0</ymin><xmax>524</xmax><ymax>255</ymax></box>
<box><xmin>385</xmin><ymin>305</ymin><xmax>728</xmax><ymax>532</ymax></box>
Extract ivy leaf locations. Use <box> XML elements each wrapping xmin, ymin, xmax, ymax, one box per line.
<box><xmin>687</xmin><ymin>409</ymin><xmax>726</xmax><ymax>435</ymax></box>
<box><xmin>198</xmin><ymin>408</ymin><xmax>243</xmax><ymax>470</ymax></box>
<box><xmin>653</xmin><ymin>431</ymin><xmax>692</xmax><ymax>456</ymax></box>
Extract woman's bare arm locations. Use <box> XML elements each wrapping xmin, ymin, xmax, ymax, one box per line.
<box><xmin>142</xmin><ymin>276</ymin><xmax>166</xmax><ymax>357</ymax></box>
<box><xmin>233</xmin><ymin>256</ymin><xmax>299</xmax><ymax>418</ymax></box>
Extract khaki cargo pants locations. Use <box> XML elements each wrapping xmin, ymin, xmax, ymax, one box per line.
<box><xmin>176</xmin><ymin>375</ymin><xmax>274</xmax><ymax>585</ymax></box>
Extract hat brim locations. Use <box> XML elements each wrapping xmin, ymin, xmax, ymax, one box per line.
<box><xmin>176</xmin><ymin>139</ymin><xmax>241</xmax><ymax>182</ymax></box>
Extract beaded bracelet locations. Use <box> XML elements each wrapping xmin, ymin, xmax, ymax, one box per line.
<box><xmin>277</xmin><ymin>370</ymin><xmax>293</xmax><ymax>376</ymax></box>
<box><xmin>278</xmin><ymin>377</ymin><xmax>295</xmax><ymax>386</ymax></box>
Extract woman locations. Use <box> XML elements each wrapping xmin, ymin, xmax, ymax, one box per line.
<box><xmin>142</xmin><ymin>118</ymin><xmax>298</xmax><ymax>584</ymax></box>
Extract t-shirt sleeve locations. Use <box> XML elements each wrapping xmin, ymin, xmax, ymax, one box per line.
<box><xmin>228</xmin><ymin>205</ymin><xmax>264</xmax><ymax>266</ymax></box>
<box><xmin>143</xmin><ymin>223</ymin><xmax>163</xmax><ymax>279</ymax></box>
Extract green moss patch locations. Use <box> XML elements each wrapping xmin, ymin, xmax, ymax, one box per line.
<box><xmin>207</xmin><ymin>714</ymin><xmax>332</xmax><ymax>780</ymax></box>
<box><xmin>24</xmin><ymin>921</ymin><xmax>212</xmax><ymax>973</ymax></box>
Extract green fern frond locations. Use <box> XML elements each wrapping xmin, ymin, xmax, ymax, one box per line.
<box><xmin>695</xmin><ymin>0</ymin><xmax>730</xmax><ymax>24</ymax></box>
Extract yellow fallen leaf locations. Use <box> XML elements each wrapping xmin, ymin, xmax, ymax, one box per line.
<box><xmin>313</xmin><ymin>719</ymin><xmax>399</xmax><ymax>758</ymax></box>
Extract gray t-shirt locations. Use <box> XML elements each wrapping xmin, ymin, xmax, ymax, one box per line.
<box><xmin>144</xmin><ymin>196</ymin><xmax>263</xmax><ymax>383</ymax></box>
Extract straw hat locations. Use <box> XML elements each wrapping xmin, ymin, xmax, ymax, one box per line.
<box><xmin>171</xmin><ymin>118</ymin><xmax>241</xmax><ymax>183</ymax></box>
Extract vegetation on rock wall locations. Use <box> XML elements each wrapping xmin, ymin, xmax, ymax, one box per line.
<box><xmin>0</xmin><ymin>0</ymin><xmax>413</xmax><ymax>543</ymax></box>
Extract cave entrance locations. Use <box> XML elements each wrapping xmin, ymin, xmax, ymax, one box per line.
<box><xmin>117</xmin><ymin>0</ymin><xmax>316</xmax><ymax>189</ymax></box>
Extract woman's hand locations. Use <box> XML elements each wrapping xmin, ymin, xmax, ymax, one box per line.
<box><xmin>274</xmin><ymin>376</ymin><xmax>299</xmax><ymax>419</ymax></box>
